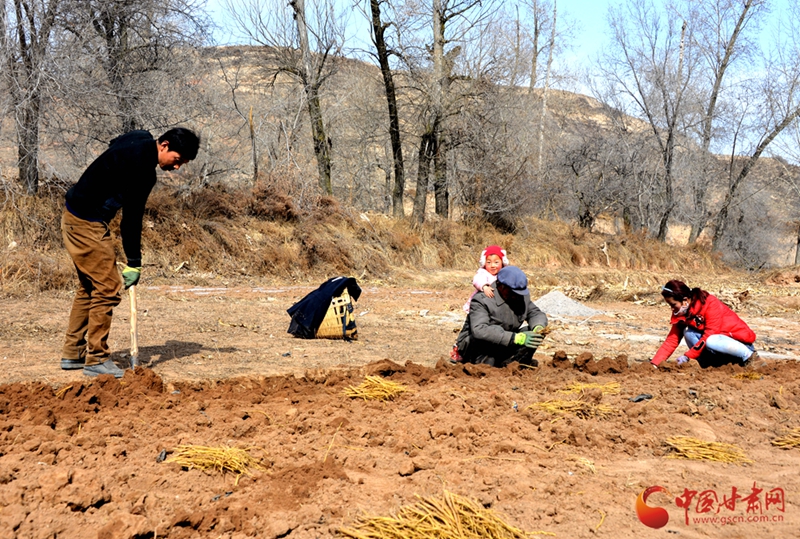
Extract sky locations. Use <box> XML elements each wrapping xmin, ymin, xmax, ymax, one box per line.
<box><xmin>205</xmin><ymin>0</ymin><xmax>798</xmax><ymax>159</ymax></box>
<box><xmin>206</xmin><ymin>0</ymin><xmax>794</xmax><ymax>77</ymax></box>
<box><xmin>205</xmin><ymin>0</ymin><xmax>610</xmax><ymax>62</ymax></box>
<box><xmin>203</xmin><ymin>0</ymin><xmax>615</xmax><ymax>98</ymax></box>
<box><xmin>543</xmin><ymin>0</ymin><xmax>794</xmax><ymax>82</ymax></box>
<box><xmin>546</xmin><ymin>0</ymin><xmax>609</xmax><ymax>66</ymax></box>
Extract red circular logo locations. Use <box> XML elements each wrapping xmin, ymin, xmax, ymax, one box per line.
<box><xmin>636</xmin><ymin>486</ymin><xmax>670</xmax><ymax>529</ymax></box>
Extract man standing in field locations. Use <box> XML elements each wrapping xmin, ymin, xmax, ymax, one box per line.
<box><xmin>60</xmin><ymin>128</ymin><xmax>200</xmax><ymax>378</ymax></box>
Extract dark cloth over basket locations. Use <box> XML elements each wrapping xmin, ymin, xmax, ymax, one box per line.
<box><xmin>287</xmin><ymin>276</ymin><xmax>361</xmax><ymax>339</ymax></box>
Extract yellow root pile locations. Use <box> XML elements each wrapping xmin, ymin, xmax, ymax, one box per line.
<box><xmin>664</xmin><ymin>436</ymin><xmax>753</xmax><ymax>464</ymax></box>
<box><xmin>343</xmin><ymin>376</ymin><xmax>410</xmax><ymax>401</ymax></box>
<box><xmin>528</xmin><ymin>399</ymin><xmax>616</xmax><ymax>419</ymax></box>
<box><xmin>557</xmin><ymin>381</ymin><xmax>621</xmax><ymax>395</ymax></box>
<box><xmin>771</xmin><ymin>428</ymin><xmax>800</xmax><ymax>449</ymax></box>
<box><xmin>166</xmin><ymin>445</ymin><xmax>266</xmax><ymax>484</ymax></box>
<box><xmin>337</xmin><ymin>490</ymin><xmax>554</xmax><ymax>539</ymax></box>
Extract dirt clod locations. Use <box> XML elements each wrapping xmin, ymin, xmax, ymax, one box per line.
<box><xmin>551</xmin><ymin>350</ymin><xmax>572</xmax><ymax>369</ymax></box>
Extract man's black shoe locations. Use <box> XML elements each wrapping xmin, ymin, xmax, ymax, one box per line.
<box><xmin>61</xmin><ymin>358</ymin><xmax>85</xmax><ymax>370</ymax></box>
<box><xmin>83</xmin><ymin>360</ymin><xmax>125</xmax><ymax>379</ymax></box>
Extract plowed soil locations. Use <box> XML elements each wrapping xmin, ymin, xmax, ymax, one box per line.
<box><xmin>1</xmin><ymin>273</ymin><xmax>800</xmax><ymax>538</ymax></box>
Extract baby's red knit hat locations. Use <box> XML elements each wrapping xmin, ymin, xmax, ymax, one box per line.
<box><xmin>480</xmin><ymin>245</ymin><xmax>509</xmax><ymax>267</ymax></box>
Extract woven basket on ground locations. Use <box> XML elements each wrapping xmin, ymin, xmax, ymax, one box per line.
<box><xmin>316</xmin><ymin>289</ymin><xmax>358</xmax><ymax>340</ymax></box>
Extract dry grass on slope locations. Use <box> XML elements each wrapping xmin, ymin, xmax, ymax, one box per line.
<box><xmin>1</xmin><ymin>180</ymin><xmax>730</xmax><ymax>296</ymax></box>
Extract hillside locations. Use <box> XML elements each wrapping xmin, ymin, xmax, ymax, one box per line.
<box><xmin>2</xmin><ymin>44</ymin><xmax>799</xmax><ymax>285</ymax></box>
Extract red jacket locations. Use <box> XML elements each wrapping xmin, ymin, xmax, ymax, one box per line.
<box><xmin>651</xmin><ymin>294</ymin><xmax>756</xmax><ymax>366</ymax></box>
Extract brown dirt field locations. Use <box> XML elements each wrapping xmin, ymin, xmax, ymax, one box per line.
<box><xmin>1</xmin><ymin>272</ymin><xmax>800</xmax><ymax>538</ymax></box>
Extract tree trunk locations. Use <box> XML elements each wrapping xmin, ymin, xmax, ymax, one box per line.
<box><xmin>700</xmin><ymin>1</ymin><xmax>754</xmax><ymax>153</ymax></box>
<box><xmin>112</xmin><ymin>22</ymin><xmax>136</xmax><ymax>132</ymax></box>
<box><xmin>536</xmin><ymin>0</ymin><xmax>556</xmax><ymax>172</ymax></box>
<box><xmin>622</xmin><ymin>206</ymin><xmax>632</xmax><ymax>234</ymax></box>
<box><xmin>292</xmin><ymin>0</ymin><xmax>333</xmax><ymax>195</ymax></box>
<box><xmin>381</xmin><ymin>159</ymin><xmax>392</xmax><ymax>213</ymax></box>
<box><xmin>433</xmin><ymin>134</ymin><xmax>447</xmax><ymax>216</ymax></box>
<box><xmin>655</xmin><ymin>128</ymin><xmax>676</xmax><ymax>242</ymax></box>
<box><xmin>17</xmin><ymin>93</ymin><xmax>42</xmax><ymax>194</ymax></box>
<box><xmin>9</xmin><ymin>0</ymin><xmax>58</xmax><ymax>195</ymax></box>
<box><xmin>249</xmin><ymin>106</ymin><xmax>258</xmax><ymax>182</ymax></box>
<box><xmin>795</xmin><ymin>224</ymin><xmax>800</xmax><ymax>266</ymax></box>
<box><xmin>687</xmin><ymin>219</ymin><xmax>703</xmax><ymax>244</ymax></box>
<box><xmin>306</xmin><ymin>90</ymin><xmax>333</xmax><ymax>194</ymax></box>
<box><xmin>430</xmin><ymin>0</ymin><xmax>447</xmax><ymax>217</ymax></box>
<box><xmin>528</xmin><ymin>0</ymin><xmax>540</xmax><ymax>94</ymax></box>
<box><xmin>655</xmin><ymin>20</ymin><xmax>686</xmax><ymax>242</ymax></box>
<box><xmin>369</xmin><ymin>0</ymin><xmax>405</xmax><ymax>218</ymax></box>
<box><xmin>412</xmin><ymin>130</ymin><xmax>434</xmax><ymax>224</ymax></box>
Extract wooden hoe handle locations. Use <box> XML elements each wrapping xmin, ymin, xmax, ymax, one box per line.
<box><xmin>129</xmin><ymin>285</ymin><xmax>138</xmax><ymax>369</ymax></box>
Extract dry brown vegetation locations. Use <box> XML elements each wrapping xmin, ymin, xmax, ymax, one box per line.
<box><xmin>1</xmin><ymin>174</ymin><xmax>735</xmax><ymax>297</ymax></box>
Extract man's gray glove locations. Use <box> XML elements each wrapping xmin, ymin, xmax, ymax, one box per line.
<box><xmin>514</xmin><ymin>331</ymin><xmax>544</xmax><ymax>348</ymax></box>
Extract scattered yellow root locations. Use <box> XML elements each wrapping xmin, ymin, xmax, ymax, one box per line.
<box><xmin>343</xmin><ymin>376</ymin><xmax>410</xmax><ymax>401</ymax></box>
<box><xmin>338</xmin><ymin>490</ymin><xmax>555</xmax><ymax>538</ymax></box>
<box><xmin>557</xmin><ymin>381</ymin><xmax>621</xmax><ymax>395</ymax></box>
<box><xmin>166</xmin><ymin>445</ymin><xmax>266</xmax><ymax>485</ymax></box>
<box><xmin>771</xmin><ymin>428</ymin><xmax>800</xmax><ymax>449</ymax></box>
<box><xmin>732</xmin><ymin>372</ymin><xmax>764</xmax><ymax>380</ymax></box>
<box><xmin>664</xmin><ymin>436</ymin><xmax>752</xmax><ymax>464</ymax></box>
<box><xmin>54</xmin><ymin>385</ymin><xmax>73</xmax><ymax>399</ymax></box>
<box><xmin>529</xmin><ymin>399</ymin><xmax>616</xmax><ymax>419</ymax></box>
<box><xmin>595</xmin><ymin>509</ymin><xmax>605</xmax><ymax>531</ymax></box>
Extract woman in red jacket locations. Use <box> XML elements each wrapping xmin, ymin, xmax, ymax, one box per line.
<box><xmin>650</xmin><ymin>280</ymin><xmax>759</xmax><ymax>368</ymax></box>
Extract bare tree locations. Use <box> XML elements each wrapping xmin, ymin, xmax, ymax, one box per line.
<box><xmin>684</xmin><ymin>0</ymin><xmax>766</xmax><ymax>243</ymax></box>
<box><xmin>3</xmin><ymin>0</ymin><xmax>59</xmax><ymax>194</ymax></box>
<box><xmin>366</xmin><ymin>0</ymin><xmax>406</xmax><ymax>217</ymax></box>
<box><xmin>226</xmin><ymin>0</ymin><xmax>344</xmax><ymax>195</ymax></box>
<box><xmin>428</xmin><ymin>0</ymin><xmax>448</xmax><ymax>218</ymax></box>
<box><xmin>401</xmin><ymin>0</ymin><xmax>495</xmax><ymax>223</ymax></box>
<box><xmin>450</xmin><ymin>82</ymin><xmax>539</xmax><ymax>231</ymax></box>
<box><xmin>60</xmin><ymin>0</ymin><xmax>210</xmax><ymax>136</ymax></box>
<box><xmin>703</xmin><ymin>3</ymin><xmax>800</xmax><ymax>248</ymax></box>
<box><xmin>293</xmin><ymin>0</ymin><xmax>333</xmax><ymax>194</ymax></box>
<box><xmin>594</xmin><ymin>0</ymin><xmax>701</xmax><ymax>241</ymax></box>
<box><xmin>218</xmin><ymin>56</ymin><xmax>259</xmax><ymax>182</ymax></box>
<box><xmin>711</xmin><ymin>95</ymin><xmax>800</xmax><ymax>248</ymax></box>
<box><xmin>550</xmin><ymin>112</ymin><xmax>672</xmax><ymax>236</ymax></box>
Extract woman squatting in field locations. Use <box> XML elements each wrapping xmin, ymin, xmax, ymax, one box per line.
<box><xmin>650</xmin><ymin>279</ymin><xmax>761</xmax><ymax>369</ymax></box>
